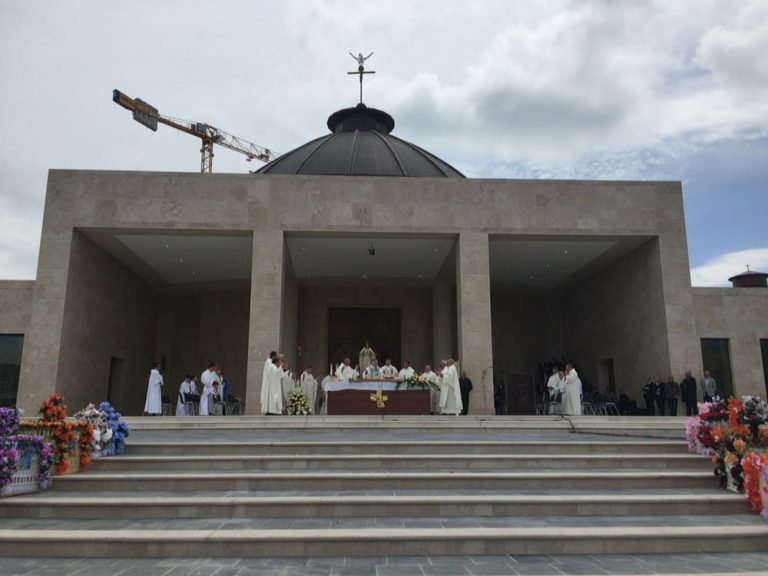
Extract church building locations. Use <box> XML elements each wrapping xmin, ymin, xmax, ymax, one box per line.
<box><xmin>1</xmin><ymin>100</ymin><xmax>767</xmax><ymax>415</ymax></box>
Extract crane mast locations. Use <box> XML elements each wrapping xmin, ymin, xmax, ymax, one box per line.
<box><xmin>112</xmin><ymin>89</ymin><xmax>275</xmax><ymax>173</ymax></box>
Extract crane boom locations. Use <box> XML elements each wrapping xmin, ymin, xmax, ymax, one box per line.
<box><xmin>112</xmin><ymin>89</ymin><xmax>275</xmax><ymax>173</ymax></box>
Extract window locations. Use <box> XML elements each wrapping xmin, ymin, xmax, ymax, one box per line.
<box><xmin>700</xmin><ymin>338</ymin><xmax>733</xmax><ymax>399</ymax></box>
<box><xmin>0</xmin><ymin>334</ymin><xmax>24</xmax><ymax>408</ymax></box>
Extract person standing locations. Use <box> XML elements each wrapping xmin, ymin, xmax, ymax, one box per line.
<box><xmin>439</xmin><ymin>358</ymin><xmax>463</xmax><ymax>415</ymax></box>
<box><xmin>380</xmin><ymin>359</ymin><xmax>398</xmax><ymax>380</ymax></box>
<box><xmin>653</xmin><ymin>375</ymin><xmax>666</xmax><ymax>416</ymax></box>
<box><xmin>363</xmin><ymin>359</ymin><xmax>381</xmax><ymax>380</ymax></box>
<box><xmin>563</xmin><ymin>363</ymin><xmax>582</xmax><ymax>416</ymax></box>
<box><xmin>642</xmin><ymin>378</ymin><xmax>656</xmax><ymax>415</ymax></box>
<box><xmin>143</xmin><ymin>363</ymin><xmax>164</xmax><ymax>416</ymax></box>
<box><xmin>702</xmin><ymin>370</ymin><xmax>717</xmax><ymax>402</ymax></box>
<box><xmin>665</xmin><ymin>375</ymin><xmax>680</xmax><ymax>416</ymax></box>
<box><xmin>423</xmin><ymin>364</ymin><xmax>439</xmax><ymax>414</ymax></box>
<box><xmin>300</xmin><ymin>366</ymin><xmax>318</xmax><ymax>414</ymax></box>
<box><xmin>459</xmin><ymin>370</ymin><xmax>473</xmax><ymax>415</ymax></box>
<box><xmin>398</xmin><ymin>360</ymin><xmax>415</xmax><ymax>381</ymax></box>
<box><xmin>680</xmin><ymin>371</ymin><xmax>698</xmax><ymax>416</ymax></box>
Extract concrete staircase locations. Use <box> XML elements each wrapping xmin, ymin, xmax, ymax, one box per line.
<box><xmin>1</xmin><ymin>416</ymin><xmax>767</xmax><ymax>558</ymax></box>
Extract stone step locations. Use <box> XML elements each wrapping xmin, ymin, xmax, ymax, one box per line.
<box><xmin>0</xmin><ymin>491</ymin><xmax>746</xmax><ymax>519</ymax></box>
<box><xmin>88</xmin><ymin>453</ymin><xmax>709</xmax><ymax>472</ymax></box>
<box><xmin>1</xmin><ymin>517</ymin><xmax>766</xmax><ymax>556</ymax></box>
<box><xmin>123</xmin><ymin>415</ymin><xmax>688</xmax><ymax>433</ymax></box>
<box><xmin>50</xmin><ymin>470</ymin><xmax>715</xmax><ymax>492</ymax></box>
<box><xmin>124</xmin><ymin>439</ymin><xmax>690</xmax><ymax>456</ymax></box>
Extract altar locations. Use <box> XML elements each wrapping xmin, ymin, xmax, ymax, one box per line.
<box><xmin>322</xmin><ymin>380</ymin><xmax>431</xmax><ymax>415</ymax></box>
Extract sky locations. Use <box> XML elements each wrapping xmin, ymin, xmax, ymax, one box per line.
<box><xmin>0</xmin><ymin>0</ymin><xmax>766</xmax><ymax>286</ymax></box>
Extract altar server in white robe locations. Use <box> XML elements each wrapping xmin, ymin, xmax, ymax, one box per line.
<box><xmin>176</xmin><ymin>375</ymin><xmax>193</xmax><ymax>416</ymax></box>
<box><xmin>564</xmin><ymin>363</ymin><xmax>583</xmax><ymax>416</ymax></box>
<box><xmin>143</xmin><ymin>363</ymin><xmax>164</xmax><ymax>415</ymax></box>
<box><xmin>380</xmin><ymin>359</ymin><xmax>398</xmax><ymax>379</ymax></box>
<box><xmin>335</xmin><ymin>358</ymin><xmax>359</xmax><ymax>381</ymax></box>
<box><xmin>260</xmin><ymin>351</ymin><xmax>277</xmax><ymax>406</ymax></box>
<box><xmin>546</xmin><ymin>367</ymin><xmax>562</xmax><ymax>414</ymax></box>
<box><xmin>363</xmin><ymin>358</ymin><xmax>382</xmax><ymax>380</ymax></box>
<box><xmin>261</xmin><ymin>357</ymin><xmax>284</xmax><ymax>414</ymax></box>
<box><xmin>439</xmin><ymin>359</ymin><xmax>463</xmax><ymax>415</ymax></box>
<box><xmin>422</xmin><ymin>365</ymin><xmax>439</xmax><ymax>414</ymax></box>
<box><xmin>281</xmin><ymin>360</ymin><xmax>297</xmax><ymax>404</ymax></box>
<box><xmin>199</xmin><ymin>362</ymin><xmax>218</xmax><ymax>416</ymax></box>
<box><xmin>398</xmin><ymin>360</ymin><xmax>415</xmax><ymax>381</ymax></box>
<box><xmin>300</xmin><ymin>366</ymin><xmax>318</xmax><ymax>414</ymax></box>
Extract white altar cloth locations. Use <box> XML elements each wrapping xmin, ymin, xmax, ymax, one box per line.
<box><xmin>322</xmin><ymin>379</ymin><xmax>401</xmax><ymax>392</ymax></box>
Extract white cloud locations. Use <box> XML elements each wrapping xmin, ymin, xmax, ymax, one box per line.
<box><xmin>690</xmin><ymin>247</ymin><xmax>768</xmax><ymax>287</ymax></box>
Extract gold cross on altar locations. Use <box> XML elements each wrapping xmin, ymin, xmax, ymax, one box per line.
<box><xmin>369</xmin><ymin>389</ymin><xmax>388</xmax><ymax>408</ymax></box>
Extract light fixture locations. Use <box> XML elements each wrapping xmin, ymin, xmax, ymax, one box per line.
<box><xmin>368</xmin><ymin>241</ymin><xmax>376</xmax><ymax>256</ymax></box>
<box><xmin>179</xmin><ymin>258</ymin><xmax>184</xmax><ymax>263</ymax></box>
<box><xmin>563</xmin><ymin>250</ymin><xmax>568</xmax><ymax>254</ymax></box>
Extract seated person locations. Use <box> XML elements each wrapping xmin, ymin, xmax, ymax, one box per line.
<box><xmin>210</xmin><ymin>382</ymin><xmax>226</xmax><ymax>415</ymax></box>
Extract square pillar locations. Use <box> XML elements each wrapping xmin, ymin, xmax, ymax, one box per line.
<box><xmin>244</xmin><ymin>229</ymin><xmax>284</xmax><ymax>414</ymax></box>
<box><xmin>457</xmin><ymin>231</ymin><xmax>494</xmax><ymax>415</ymax></box>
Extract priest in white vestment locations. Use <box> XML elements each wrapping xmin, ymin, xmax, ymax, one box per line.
<box><xmin>398</xmin><ymin>360</ymin><xmax>415</xmax><ymax>381</ymax></box>
<box><xmin>564</xmin><ymin>363</ymin><xmax>583</xmax><ymax>416</ymax></box>
<box><xmin>199</xmin><ymin>362</ymin><xmax>218</xmax><ymax>416</ymax></box>
<box><xmin>281</xmin><ymin>361</ymin><xmax>297</xmax><ymax>404</ymax></box>
<box><xmin>380</xmin><ymin>359</ymin><xmax>398</xmax><ymax>380</ymax></box>
<box><xmin>422</xmin><ymin>365</ymin><xmax>439</xmax><ymax>414</ymax></box>
<box><xmin>143</xmin><ymin>364</ymin><xmax>164</xmax><ymax>415</ymax></box>
<box><xmin>439</xmin><ymin>359</ymin><xmax>463</xmax><ymax>415</ymax></box>
<box><xmin>363</xmin><ymin>358</ymin><xmax>382</xmax><ymax>380</ymax></box>
<box><xmin>260</xmin><ymin>351</ymin><xmax>278</xmax><ymax>413</ymax></box>
<box><xmin>335</xmin><ymin>358</ymin><xmax>358</xmax><ymax>381</ymax></box>
<box><xmin>546</xmin><ymin>367</ymin><xmax>562</xmax><ymax>414</ymax></box>
<box><xmin>261</xmin><ymin>358</ymin><xmax>284</xmax><ymax>414</ymax></box>
<box><xmin>358</xmin><ymin>341</ymin><xmax>376</xmax><ymax>374</ymax></box>
<box><xmin>300</xmin><ymin>367</ymin><xmax>318</xmax><ymax>414</ymax></box>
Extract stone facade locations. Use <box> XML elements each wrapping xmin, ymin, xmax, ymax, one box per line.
<box><xmin>1</xmin><ymin>169</ymin><xmax>765</xmax><ymax>414</ymax></box>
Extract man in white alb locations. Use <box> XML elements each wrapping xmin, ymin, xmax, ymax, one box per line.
<box><xmin>199</xmin><ymin>362</ymin><xmax>218</xmax><ymax>416</ymax></box>
<box><xmin>363</xmin><ymin>358</ymin><xmax>382</xmax><ymax>380</ymax></box>
<box><xmin>261</xmin><ymin>356</ymin><xmax>284</xmax><ymax>415</ymax></box>
<box><xmin>300</xmin><ymin>365</ymin><xmax>318</xmax><ymax>414</ymax></box>
<box><xmin>564</xmin><ymin>363</ymin><xmax>583</xmax><ymax>416</ymax></box>
<box><xmin>439</xmin><ymin>358</ymin><xmax>463</xmax><ymax>415</ymax></box>
<box><xmin>358</xmin><ymin>341</ymin><xmax>376</xmax><ymax>374</ymax></box>
<box><xmin>281</xmin><ymin>358</ymin><xmax>297</xmax><ymax>404</ymax></box>
<box><xmin>422</xmin><ymin>364</ymin><xmax>439</xmax><ymax>414</ymax></box>
<box><xmin>335</xmin><ymin>357</ymin><xmax>358</xmax><ymax>381</ymax></box>
<box><xmin>398</xmin><ymin>360</ymin><xmax>415</xmax><ymax>381</ymax></box>
<box><xmin>380</xmin><ymin>358</ymin><xmax>398</xmax><ymax>380</ymax></box>
<box><xmin>143</xmin><ymin>363</ymin><xmax>164</xmax><ymax>416</ymax></box>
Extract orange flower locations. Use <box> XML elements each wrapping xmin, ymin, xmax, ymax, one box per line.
<box><xmin>711</xmin><ymin>454</ymin><xmax>720</xmax><ymax>465</ymax></box>
<box><xmin>733</xmin><ymin>438</ymin><xmax>746</xmax><ymax>454</ymax></box>
<box><xmin>724</xmin><ymin>452</ymin><xmax>738</xmax><ymax>466</ymax></box>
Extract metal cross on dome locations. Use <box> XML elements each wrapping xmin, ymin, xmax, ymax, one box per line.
<box><xmin>348</xmin><ymin>51</ymin><xmax>375</xmax><ymax>104</ymax></box>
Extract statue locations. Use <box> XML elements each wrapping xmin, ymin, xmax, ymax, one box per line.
<box><xmin>358</xmin><ymin>340</ymin><xmax>376</xmax><ymax>373</ymax></box>
<box><xmin>349</xmin><ymin>51</ymin><xmax>373</xmax><ymax>71</ymax></box>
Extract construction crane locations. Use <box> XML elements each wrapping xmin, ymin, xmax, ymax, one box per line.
<box><xmin>112</xmin><ymin>89</ymin><xmax>276</xmax><ymax>173</ymax></box>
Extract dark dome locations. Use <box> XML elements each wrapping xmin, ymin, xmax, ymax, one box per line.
<box><xmin>256</xmin><ymin>104</ymin><xmax>464</xmax><ymax>178</ymax></box>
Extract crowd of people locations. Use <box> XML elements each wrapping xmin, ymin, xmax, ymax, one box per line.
<box><xmin>642</xmin><ymin>370</ymin><xmax>718</xmax><ymax>416</ymax></box>
<box><xmin>143</xmin><ymin>361</ymin><xmax>233</xmax><ymax>416</ymax></box>
<box><xmin>260</xmin><ymin>350</ymin><xmax>475</xmax><ymax>416</ymax></box>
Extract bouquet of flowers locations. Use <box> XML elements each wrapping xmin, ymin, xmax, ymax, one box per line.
<box><xmin>14</xmin><ymin>434</ymin><xmax>55</xmax><ymax>490</ymax></box>
<box><xmin>399</xmin><ymin>374</ymin><xmax>438</xmax><ymax>390</ymax></box>
<box><xmin>40</xmin><ymin>394</ymin><xmax>67</xmax><ymax>422</ymax></box>
<box><xmin>287</xmin><ymin>387</ymin><xmax>312</xmax><ymax>415</ymax></box>
<box><xmin>740</xmin><ymin>396</ymin><xmax>768</xmax><ymax>442</ymax></box>
<box><xmin>74</xmin><ymin>404</ymin><xmax>112</xmax><ymax>455</ymax></box>
<box><xmin>743</xmin><ymin>451</ymin><xmax>768</xmax><ymax>518</ymax></box>
<box><xmin>99</xmin><ymin>402</ymin><xmax>130</xmax><ymax>455</ymax></box>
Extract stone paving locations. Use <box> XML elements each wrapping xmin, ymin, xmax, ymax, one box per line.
<box><xmin>3</xmin><ymin>553</ymin><xmax>768</xmax><ymax>575</ymax></box>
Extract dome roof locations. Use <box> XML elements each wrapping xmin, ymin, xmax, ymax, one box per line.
<box><xmin>256</xmin><ymin>104</ymin><xmax>464</xmax><ymax>178</ymax></box>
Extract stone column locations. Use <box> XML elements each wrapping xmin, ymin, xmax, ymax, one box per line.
<box><xmin>244</xmin><ymin>229</ymin><xmax>284</xmax><ymax>415</ymax></box>
<box><xmin>457</xmin><ymin>231</ymin><xmax>494</xmax><ymax>415</ymax></box>
<box><xmin>432</xmin><ymin>282</ymin><xmax>453</xmax><ymax>365</ymax></box>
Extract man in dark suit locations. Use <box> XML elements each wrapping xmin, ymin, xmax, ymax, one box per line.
<box><xmin>680</xmin><ymin>371</ymin><xmax>698</xmax><ymax>416</ymax></box>
<box><xmin>459</xmin><ymin>370</ymin><xmax>473</xmax><ymax>415</ymax></box>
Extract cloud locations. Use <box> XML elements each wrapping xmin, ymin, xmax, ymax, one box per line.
<box><xmin>690</xmin><ymin>247</ymin><xmax>768</xmax><ymax>287</ymax></box>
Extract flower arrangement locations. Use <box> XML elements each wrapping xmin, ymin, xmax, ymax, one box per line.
<box><xmin>287</xmin><ymin>387</ymin><xmax>312</xmax><ymax>415</ymax></box>
<box><xmin>14</xmin><ymin>435</ymin><xmax>55</xmax><ymax>489</ymax></box>
<box><xmin>743</xmin><ymin>452</ymin><xmax>768</xmax><ymax>518</ymax></box>
<box><xmin>0</xmin><ymin>407</ymin><xmax>19</xmax><ymax>438</ymax></box>
<box><xmin>0</xmin><ymin>440</ymin><xmax>19</xmax><ymax>492</ymax></box>
<box><xmin>40</xmin><ymin>394</ymin><xmax>67</xmax><ymax>422</ymax></box>
<box><xmin>398</xmin><ymin>374</ymin><xmax>438</xmax><ymax>390</ymax></box>
<box><xmin>99</xmin><ymin>402</ymin><xmax>130</xmax><ymax>455</ymax></box>
<box><xmin>74</xmin><ymin>404</ymin><xmax>112</xmax><ymax>456</ymax></box>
